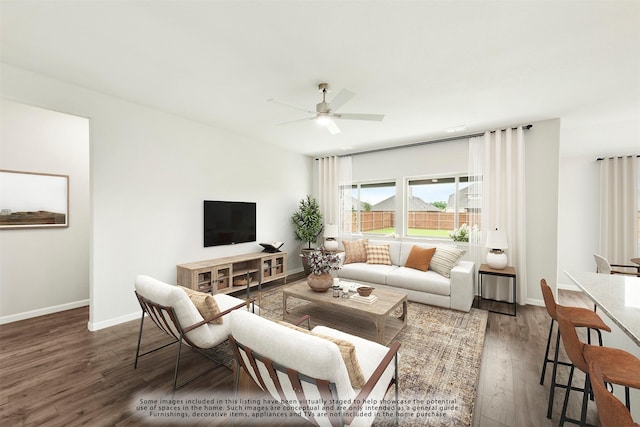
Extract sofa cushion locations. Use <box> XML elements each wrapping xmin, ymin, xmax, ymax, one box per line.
<box><xmin>386</xmin><ymin>267</ymin><xmax>451</xmax><ymax>296</ymax></box>
<box><xmin>343</xmin><ymin>239</ymin><xmax>368</xmax><ymax>264</ymax></box>
<box><xmin>278</xmin><ymin>321</ymin><xmax>366</xmax><ymax>388</ymax></box>
<box><xmin>180</xmin><ymin>286</ymin><xmax>223</xmax><ymax>324</ymax></box>
<box><xmin>404</xmin><ymin>246</ymin><xmax>436</xmax><ymax>272</ymax></box>
<box><xmin>430</xmin><ymin>246</ymin><xmax>466</xmax><ymax>278</ymax></box>
<box><xmin>366</xmin><ymin>243</ymin><xmax>392</xmax><ymax>265</ymax></box>
<box><xmin>339</xmin><ymin>262</ymin><xmax>398</xmax><ymax>284</ymax></box>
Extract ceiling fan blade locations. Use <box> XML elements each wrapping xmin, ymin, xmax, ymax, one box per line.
<box><xmin>276</xmin><ymin>117</ymin><xmax>315</xmax><ymax>126</ymax></box>
<box><xmin>329</xmin><ymin>89</ymin><xmax>356</xmax><ymax>112</ymax></box>
<box><xmin>267</xmin><ymin>98</ymin><xmax>315</xmax><ymax>115</ymax></box>
<box><xmin>333</xmin><ymin>113</ymin><xmax>385</xmax><ymax>121</ymax></box>
<box><xmin>327</xmin><ymin>119</ymin><xmax>341</xmax><ymax>135</ymax></box>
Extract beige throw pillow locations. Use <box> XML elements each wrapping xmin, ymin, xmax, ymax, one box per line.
<box><xmin>278</xmin><ymin>321</ymin><xmax>366</xmax><ymax>388</ymax></box>
<box><xmin>366</xmin><ymin>243</ymin><xmax>392</xmax><ymax>265</ymax></box>
<box><xmin>342</xmin><ymin>239</ymin><xmax>368</xmax><ymax>264</ymax></box>
<box><xmin>180</xmin><ymin>286</ymin><xmax>223</xmax><ymax>324</ymax></box>
<box><xmin>429</xmin><ymin>246</ymin><xmax>466</xmax><ymax>278</ymax></box>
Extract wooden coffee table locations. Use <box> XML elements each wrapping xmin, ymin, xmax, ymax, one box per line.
<box><xmin>282</xmin><ymin>281</ymin><xmax>408</xmax><ymax>345</ymax></box>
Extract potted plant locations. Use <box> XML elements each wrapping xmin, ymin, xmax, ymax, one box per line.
<box><xmin>305</xmin><ymin>249</ymin><xmax>341</xmax><ymax>292</ymax></box>
<box><xmin>291</xmin><ymin>195</ymin><xmax>324</xmax><ymax>274</ymax></box>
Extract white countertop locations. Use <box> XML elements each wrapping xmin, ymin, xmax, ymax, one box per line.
<box><xmin>565</xmin><ymin>270</ymin><xmax>640</xmax><ymax>347</ymax></box>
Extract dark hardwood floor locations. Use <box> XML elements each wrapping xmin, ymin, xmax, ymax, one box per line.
<box><xmin>0</xmin><ymin>286</ymin><xmax>602</xmax><ymax>426</ymax></box>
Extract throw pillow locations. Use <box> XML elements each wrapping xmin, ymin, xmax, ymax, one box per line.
<box><xmin>180</xmin><ymin>286</ymin><xmax>223</xmax><ymax>324</ymax></box>
<box><xmin>404</xmin><ymin>245</ymin><xmax>436</xmax><ymax>272</ymax></box>
<box><xmin>278</xmin><ymin>321</ymin><xmax>366</xmax><ymax>388</ymax></box>
<box><xmin>342</xmin><ymin>239</ymin><xmax>368</xmax><ymax>264</ymax></box>
<box><xmin>430</xmin><ymin>246</ymin><xmax>466</xmax><ymax>278</ymax></box>
<box><xmin>366</xmin><ymin>244</ymin><xmax>392</xmax><ymax>265</ymax></box>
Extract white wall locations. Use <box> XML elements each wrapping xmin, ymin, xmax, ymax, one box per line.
<box><xmin>524</xmin><ymin>119</ymin><xmax>561</xmax><ymax>303</ymax></box>
<box><xmin>1</xmin><ymin>63</ymin><xmax>312</xmax><ymax>330</ymax></box>
<box><xmin>0</xmin><ymin>100</ymin><xmax>90</xmax><ymax>322</ymax></box>
<box><xmin>556</xmin><ymin>156</ymin><xmax>600</xmax><ymax>287</ymax></box>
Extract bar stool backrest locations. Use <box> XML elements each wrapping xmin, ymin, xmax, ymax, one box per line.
<box><xmin>556</xmin><ymin>307</ymin><xmax>588</xmax><ymax>373</ymax></box>
<box><xmin>540</xmin><ymin>279</ymin><xmax>558</xmax><ymax>320</ymax></box>
<box><xmin>589</xmin><ymin>361</ymin><xmax>640</xmax><ymax>427</ymax></box>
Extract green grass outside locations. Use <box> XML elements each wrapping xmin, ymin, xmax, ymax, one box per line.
<box><xmin>364</xmin><ymin>227</ymin><xmax>451</xmax><ymax>237</ymax></box>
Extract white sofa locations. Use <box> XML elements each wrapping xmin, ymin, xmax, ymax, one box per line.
<box><xmin>336</xmin><ymin>239</ymin><xmax>475</xmax><ymax>312</ymax></box>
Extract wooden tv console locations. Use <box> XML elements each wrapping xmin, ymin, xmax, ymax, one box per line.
<box><xmin>176</xmin><ymin>251</ymin><xmax>287</xmax><ymax>295</ymax></box>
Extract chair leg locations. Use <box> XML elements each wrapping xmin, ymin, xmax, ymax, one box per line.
<box><xmin>579</xmin><ymin>374</ymin><xmax>591</xmax><ymax>426</ymax></box>
<box><xmin>559</xmin><ymin>365</ymin><xmax>574</xmax><ymax>427</ymax></box>
<box><xmin>394</xmin><ymin>355</ymin><xmax>399</xmax><ymax>426</ymax></box>
<box><xmin>547</xmin><ymin>328</ymin><xmax>562</xmax><ymax>419</ymax></box>
<box><xmin>134</xmin><ymin>311</ymin><xmax>145</xmax><ymax>369</ymax></box>
<box><xmin>541</xmin><ymin>319</ymin><xmax>555</xmax><ymax>385</ymax></box>
<box><xmin>173</xmin><ymin>338</ymin><xmax>184</xmax><ymax>390</ymax></box>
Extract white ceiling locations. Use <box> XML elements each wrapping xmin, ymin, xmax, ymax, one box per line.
<box><xmin>1</xmin><ymin>1</ymin><xmax>639</xmax><ymax>157</ymax></box>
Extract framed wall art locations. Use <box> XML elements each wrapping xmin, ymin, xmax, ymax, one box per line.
<box><xmin>0</xmin><ymin>169</ymin><xmax>69</xmax><ymax>229</ymax></box>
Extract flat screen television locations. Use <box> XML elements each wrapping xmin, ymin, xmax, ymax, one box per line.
<box><xmin>204</xmin><ymin>200</ymin><xmax>256</xmax><ymax>247</ymax></box>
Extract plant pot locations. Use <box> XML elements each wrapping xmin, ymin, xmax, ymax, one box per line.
<box><xmin>301</xmin><ymin>249</ymin><xmax>314</xmax><ymax>276</ymax></box>
<box><xmin>306</xmin><ymin>272</ymin><xmax>333</xmax><ymax>292</ymax></box>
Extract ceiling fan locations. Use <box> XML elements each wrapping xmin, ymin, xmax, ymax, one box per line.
<box><xmin>267</xmin><ymin>83</ymin><xmax>385</xmax><ymax>135</ymax></box>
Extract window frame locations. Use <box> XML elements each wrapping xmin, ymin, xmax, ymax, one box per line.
<box><xmin>405</xmin><ymin>173</ymin><xmax>475</xmax><ymax>241</ymax></box>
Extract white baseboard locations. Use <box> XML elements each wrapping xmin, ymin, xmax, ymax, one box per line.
<box><xmin>526</xmin><ymin>297</ymin><xmax>545</xmax><ymax>307</ymax></box>
<box><xmin>0</xmin><ymin>299</ymin><xmax>89</xmax><ymax>325</ymax></box>
<box><xmin>88</xmin><ymin>311</ymin><xmax>140</xmax><ymax>331</ymax></box>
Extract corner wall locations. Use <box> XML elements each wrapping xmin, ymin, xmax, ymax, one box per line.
<box><xmin>0</xmin><ymin>100</ymin><xmax>90</xmax><ymax>322</ymax></box>
<box><xmin>1</xmin><ymin>63</ymin><xmax>312</xmax><ymax>330</ymax></box>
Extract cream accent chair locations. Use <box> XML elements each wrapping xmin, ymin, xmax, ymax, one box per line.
<box><xmin>228</xmin><ymin>309</ymin><xmax>400</xmax><ymax>427</ymax></box>
<box><xmin>593</xmin><ymin>253</ymin><xmax>640</xmax><ymax>276</ymax></box>
<box><xmin>134</xmin><ymin>275</ymin><xmax>257</xmax><ymax>389</ymax></box>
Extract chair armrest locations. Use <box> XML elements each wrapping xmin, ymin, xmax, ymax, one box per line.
<box><xmin>450</xmin><ymin>260</ymin><xmax>475</xmax><ymax>312</ymax></box>
<box><xmin>183</xmin><ymin>298</ymin><xmax>256</xmax><ymax>334</ymax></box>
<box><xmin>343</xmin><ymin>341</ymin><xmax>401</xmax><ymax>424</ymax></box>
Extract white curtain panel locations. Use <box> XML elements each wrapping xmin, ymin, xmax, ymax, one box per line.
<box><xmin>338</xmin><ymin>155</ymin><xmax>353</xmax><ymax>234</ymax></box>
<box><xmin>472</xmin><ymin>127</ymin><xmax>527</xmax><ymax>304</ymax></box>
<box><xmin>598</xmin><ymin>155</ymin><xmax>639</xmax><ymax>264</ymax></box>
<box><xmin>317</xmin><ymin>155</ymin><xmax>352</xmax><ymax>236</ymax></box>
<box><xmin>317</xmin><ymin>156</ymin><xmax>339</xmax><ymax>224</ymax></box>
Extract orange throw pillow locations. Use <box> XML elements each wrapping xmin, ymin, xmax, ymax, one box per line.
<box><xmin>404</xmin><ymin>246</ymin><xmax>436</xmax><ymax>272</ymax></box>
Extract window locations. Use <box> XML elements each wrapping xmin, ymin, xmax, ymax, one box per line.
<box><xmin>349</xmin><ymin>181</ymin><xmax>396</xmax><ymax>235</ymax></box>
<box><xmin>406</xmin><ymin>175</ymin><xmax>479</xmax><ymax>239</ymax></box>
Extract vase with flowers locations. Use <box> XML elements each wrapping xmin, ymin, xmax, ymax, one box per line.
<box><xmin>305</xmin><ymin>250</ymin><xmax>341</xmax><ymax>292</ymax></box>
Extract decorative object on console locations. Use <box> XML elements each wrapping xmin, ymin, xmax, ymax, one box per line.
<box><xmin>306</xmin><ymin>249</ymin><xmax>341</xmax><ymax>292</ymax></box>
<box><xmin>485</xmin><ymin>228</ymin><xmax>508</xmax><ymax>270</ymax></box>
<box><xmin>323</xmin><ymin>224</ymin><xmax>339</xmax><ymax>251</ymax></box>
<box><xmin>260</xmin><ymin>241</ymin><xmax>284</xmax><ymax>253</ymax></box>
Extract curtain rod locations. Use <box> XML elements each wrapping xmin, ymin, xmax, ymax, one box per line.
<box><xmin>325</xmin><ymin>124</ymin><xmax>532</xmax><ymax>158</ymax></box>
<box><xmin>596</xmin><ymin>155</ymin><xmax>639</xmax><ymax>161</ymax></box>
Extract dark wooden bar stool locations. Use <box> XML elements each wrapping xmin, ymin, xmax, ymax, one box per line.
<box><xmin>556</xmin><ymin>307</ymin><xmax>640</xmax><ymax>426</ymax></box>
<box><xmin>539</xmin><ymin>279</ymin><xmax>611</xmax><ymax>419</ymax></box>
<box><xmin>589</xmin><ymin>361</ymin><xmax>640</xmax><ymax>427</ymax></box>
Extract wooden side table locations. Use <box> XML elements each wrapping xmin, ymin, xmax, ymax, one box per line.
<box><xmin>477</xmin><ymin>264</ymin><xmax>517</xmax><ymax>316</ymax></box>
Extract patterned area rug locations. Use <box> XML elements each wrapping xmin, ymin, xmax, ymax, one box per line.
<box><xmin>256</xmin><ymin>281</ymin><xmax>488</xmax><ymax>426</ymax></box>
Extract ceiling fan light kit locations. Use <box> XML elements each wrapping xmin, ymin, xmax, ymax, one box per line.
<box><xmin>269</xmin><ymin>82</ymin><xmax>385</xmax><ymax>135</ymax></box>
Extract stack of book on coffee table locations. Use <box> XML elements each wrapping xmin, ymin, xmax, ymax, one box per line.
<box><xmin>350</xmin><ymin>294</ymin><xmax>378</xmax><ymax>304</ymax></box>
